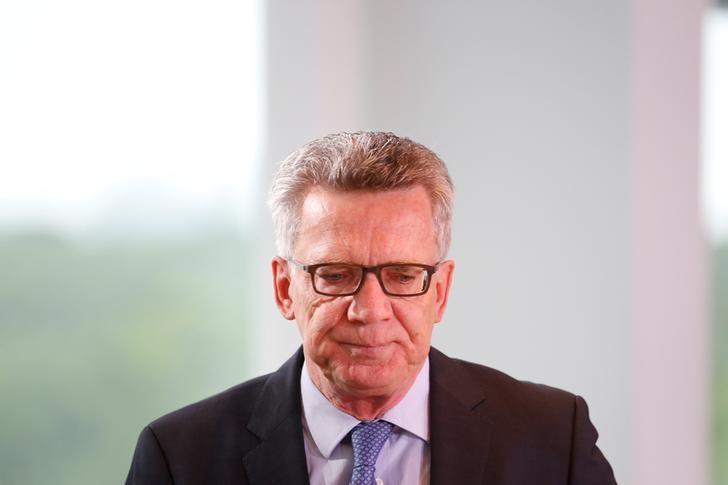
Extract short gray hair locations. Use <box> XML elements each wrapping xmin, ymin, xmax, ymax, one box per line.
<box><xmin>268</xmin><ymin>131</ymin><xmax>454</xmax><ymax>259</ymax></box>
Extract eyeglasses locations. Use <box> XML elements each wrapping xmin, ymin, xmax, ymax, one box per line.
<box><xmin>288</xmin><ymin>260</ymin><xmax>440</xmax><ymax>297</ymax></box>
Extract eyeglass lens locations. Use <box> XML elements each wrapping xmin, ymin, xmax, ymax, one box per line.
<box><xmin>313</xmin><ymin>264</ymin><xmax>429</xmax><ymax>296</ymax></box>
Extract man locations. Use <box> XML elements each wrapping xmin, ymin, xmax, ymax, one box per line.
<box><xmin>126</xmin><ymin>132</ymin><xmax>616</xmax><ymax>484</ymax></box>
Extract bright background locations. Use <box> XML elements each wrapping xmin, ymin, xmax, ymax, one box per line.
<box><xmin>0</xmin><ymin>1</ymin><xmax>725</xmax><ymax>484</ymax></box>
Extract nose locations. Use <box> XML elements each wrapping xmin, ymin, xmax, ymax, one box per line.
<box><xmin>347</xmin><ymin>272</ymin><xmax>393</xmax><ymax>324</ymax></box>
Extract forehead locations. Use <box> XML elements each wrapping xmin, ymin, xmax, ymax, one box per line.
<box><xmin>294</xmin><ymin>186</ymin><xmax>438</xmax><ymax>263</ymax></box>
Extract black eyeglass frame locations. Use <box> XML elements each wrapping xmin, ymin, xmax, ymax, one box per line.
<box><xmin>287</xmin><ymin>259</ymin><xmax>441</xmax><ymax>297</ymax></box>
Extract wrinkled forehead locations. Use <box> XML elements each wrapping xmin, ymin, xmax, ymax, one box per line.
<box><xmin>293</xmin><ymin>186</ymin><xmax>439</xmax><ymax>262</ymax></box>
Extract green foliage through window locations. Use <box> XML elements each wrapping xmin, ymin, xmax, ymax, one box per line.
<box><xmin>714</xmin><ymin>241</ymin><xmax>728</xmax><ymax>485</ymax></box>
<box><xmin>0</xmin><ymin>229</ymin><xmax>252</xmax><ymax>484</ymax></box>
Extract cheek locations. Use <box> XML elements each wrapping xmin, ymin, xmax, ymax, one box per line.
<box><xmin>297</xmin><ymin>297</ymin><xmax>348</xmax><ymax>345</ymax></box>
<box><xmin>391</xmin><ymin>300</ymin><xmax>437</xmax><ymax>343</ymax></box>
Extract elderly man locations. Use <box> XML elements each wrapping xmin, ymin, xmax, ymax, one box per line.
<box><xmin>126</xmin><ymin>132</ymin><xmax>616</xmax><ymax>484</ymax></box>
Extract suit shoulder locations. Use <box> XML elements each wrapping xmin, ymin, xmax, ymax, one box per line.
<box><xmin>143</xmin><ymin>349</ymin><xmax>305</xmax><ymax>444</ymax></box>
<box><xmin>454</xmin><ymin>357</ymin><xmax>574</xmax><ymax>400</ymax></box>
<box><xmin>429</xmin><ymin>354</ymin><xmax>615</xmax><ymax>482</ymax></box>
<box><xmin>148</xmin><ymin>372</ymin><xmax>271</xmax><ymax>436</ymax></box>
<box><xmin>436</xmin><ymin>353</ymin><xmax>579</xmax><ymax>422</ymax></box>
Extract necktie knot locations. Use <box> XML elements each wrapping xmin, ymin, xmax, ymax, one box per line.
<box><xmin>349</xmin><ymin>420</ymin><xmax>393</xmax><ymax>485</ymax></box>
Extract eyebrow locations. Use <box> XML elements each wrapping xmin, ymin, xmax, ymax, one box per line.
<box><xmin>304</xmin><ymin>260</ymin><xmax>427</xmax><ymax>266</ymax></box>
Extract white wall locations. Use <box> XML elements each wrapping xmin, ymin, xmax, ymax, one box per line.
<box><xmin>252</xmin><ymin>2</ymin><xmax>708</xmax><ymax>484</ymax></box>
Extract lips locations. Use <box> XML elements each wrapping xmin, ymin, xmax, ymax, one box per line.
<box><xmin>341</xmin><ymin>341</ymin><xmax>392</xmax><ymax>349</ymax></box>
<box><xmin>341</xmin><ymin>342</ymin><xmax>394</xmax><ymax>359</ymax></box>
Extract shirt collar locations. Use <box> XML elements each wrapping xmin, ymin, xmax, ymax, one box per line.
<box><xmin>300</xmin><ymin>357</ymin><xmax>430</xmax><ymax>459</ymax></box>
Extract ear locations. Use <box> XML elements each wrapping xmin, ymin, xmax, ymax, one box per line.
<box><xmin>272</xmin><ymin>256</ymin><xmax>296</xmax><ymax>320</ymax></box>
<box><xmin>433</xmin><ymin>259</ymin><xmax>455</xmax><ymax>323</ymax></box>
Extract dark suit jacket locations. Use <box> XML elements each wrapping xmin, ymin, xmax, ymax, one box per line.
<box><xmin>126</xmin><ymin>347</ymin><xmax>616</xmax><ymax>484</ymax></box>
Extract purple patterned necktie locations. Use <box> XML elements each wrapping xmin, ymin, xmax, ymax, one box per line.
<box><xmin>349</xmin><ymin>420</ymin><xmax>394</xmax><ymax>485</ymax></box>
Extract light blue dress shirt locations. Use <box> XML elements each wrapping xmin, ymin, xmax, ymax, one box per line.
<box><xmin>300</xmin><ymin>358</ymin><xmax>431</xmax><ymax>485</ymax></box>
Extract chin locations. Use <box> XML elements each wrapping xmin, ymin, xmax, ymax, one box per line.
<box><xmin>335</xmin><ymin>362</ymin><xmax>404</xmax><ymax>396</ymax></box>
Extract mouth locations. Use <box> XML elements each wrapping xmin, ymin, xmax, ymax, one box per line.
<box><xmin>341</xmin><ymin>342</ymin><xmax>394</xmax><ymax>359</ymax></box>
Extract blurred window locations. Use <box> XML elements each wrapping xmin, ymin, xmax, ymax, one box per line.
<box><xmin>703</xmin><ymin>6</ymin><xmax>728</xmax><ymax>485</ymax></box>
<box><xmin>0</xmin><ymin>1</ymin><xmax>262</xmax><ymax>483</ymax></box>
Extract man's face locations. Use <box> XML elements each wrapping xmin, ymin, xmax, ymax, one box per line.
<box><xmin>272</xmin><ymin>185</ymin><xmax>454</xmax><ymax>404</ymax></box>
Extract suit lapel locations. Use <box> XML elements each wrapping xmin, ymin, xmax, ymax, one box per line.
<box><xmin>429</xmin><ymin>347</ymin><xmax>492</xmax><ymax>485</ymax></box>
<box><xmin>242</xmin><ymin>349</ymin><xmax>310</xmax><ymax>485</ymax></box>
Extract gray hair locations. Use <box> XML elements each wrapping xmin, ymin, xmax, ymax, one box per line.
<box><xmin>268</xmin><ymin>131</ymin><xmax>454</xmax><ymax>260</ymax></box>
